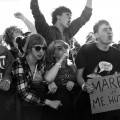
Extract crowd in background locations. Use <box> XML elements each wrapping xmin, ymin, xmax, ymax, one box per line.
<box><xmin>1</xmin><ymin>0</ymin><xmax>120</xmax><ymax>120</ymax></box>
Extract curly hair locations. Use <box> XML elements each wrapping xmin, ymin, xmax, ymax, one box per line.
<box><xmin>3</xmin><ymin>26</ymin><xmax>23</xmax><ymax>48</ymax></box>
<box><xmin>52</xmin><ymin>6</ymin><xmax>72</xmax><ymax>25</ymax></box>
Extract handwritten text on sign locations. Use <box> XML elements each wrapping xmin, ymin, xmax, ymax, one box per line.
<box><xmin>89</xmin><ymin>74</ymin><xmax>120</xmax><ymax>114</ymax></box>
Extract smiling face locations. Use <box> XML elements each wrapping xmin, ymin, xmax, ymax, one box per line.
<box><xmin>95</xmin><ymin>24</ymin><xmax>113</xmax><ymax>45</ymax></box>
<box><xmin>31</xmin><ymin>45</ymin><xmax>46</xmax><ymax>60</ymax></box>
<box><xmin>57</xmin><ymin>12</ymin><xmax>71</xmax><ymax>28</ymax></box>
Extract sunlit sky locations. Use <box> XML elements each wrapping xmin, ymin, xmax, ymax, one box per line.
<box><xmin>0</xmin><ymin>0</ymin><xmax>120</xmax><ymax>45</ymax></box>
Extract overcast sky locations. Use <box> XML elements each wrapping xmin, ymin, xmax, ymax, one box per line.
<box><xmin>0</xmin><ymin>0</ymin><xmax>120</xmax><ymax>45</ymax></box>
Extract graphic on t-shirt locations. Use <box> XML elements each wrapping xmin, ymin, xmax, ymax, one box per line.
<box><xmin>0</xmin><ymin>55</ymin><xmax>6</xmax><ymax>69</ymax></box>
<box><xmin>0</xmin><ymin>55</ymin><xmax>6</xmax><ymax>80</ymax></box>
<box><xmin>87</xmin><ymin>61</ymin><xmax>113</xmax><ymax>79</ymax></box>
<box><xmin>98</xmin><ymin>61</ymin><xmax>113</xmax><ymax>73</ymax></box>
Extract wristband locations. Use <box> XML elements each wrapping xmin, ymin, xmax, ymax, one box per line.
<box><xmin>56</xmin><ymin>62</ymin><xmax>61</xmax><ymax>68</ymax></box>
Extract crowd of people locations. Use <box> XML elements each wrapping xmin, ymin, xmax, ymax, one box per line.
<box><xmin>1</xmin><ymin>0</ymin><xmax>120</xmax><ymax>120</ymax></box>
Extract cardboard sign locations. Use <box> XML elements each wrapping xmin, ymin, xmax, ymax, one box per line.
<box><xmin>89</xmin><ymin>74</ymin><xmax>120</xmax><ymax>114</ymax></box>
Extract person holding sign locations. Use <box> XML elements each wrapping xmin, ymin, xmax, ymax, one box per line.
<box><xmin>75</xmin><ymin>20</ymin><xmax>120</xmax><ymax>120</ymax></box>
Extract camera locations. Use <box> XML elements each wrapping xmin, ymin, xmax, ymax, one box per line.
<box><xmin>15</xmin><ymin>32</ymin><xmax>31</xmax><ymax>54</ymax></box>
<box><xmin>15</xmin><ymin>36</ymin><xmax>26</xmax><ymax>54</ymax></box>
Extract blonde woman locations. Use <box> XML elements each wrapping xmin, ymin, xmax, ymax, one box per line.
<box><xmin>44</xmin><ymin>40</ymin><xmax>78</xmax><ymax>120</ymax></box>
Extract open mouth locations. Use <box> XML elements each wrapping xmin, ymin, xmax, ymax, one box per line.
<box><xmin>37</xmin><ymin>55</ymin><xmax>43</xmax><ymax>59</ymax></box>
<box><xmin>108</xmin><ymin>35</ymin><xmax>112</xmax><ymax>40</ymax></box>
<box><xmin>67</xmin><ymin>20</ymin><xmax>71</xmax><ymax>25</ymax></box>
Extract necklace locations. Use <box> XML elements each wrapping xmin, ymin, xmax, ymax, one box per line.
<box><xmin>28</xmin><ymin>64</ymin><xmax>38</xmax><ymax>80</ymax></box>
<box><xmin>26</xmin><ymin>55</ymin><xmax>38</xmax><ymax>80</ymax></box>
<box><xmin>32</xmin><ymin>65</ymin><xmax>38</xmax><ymax>80</ymax></box>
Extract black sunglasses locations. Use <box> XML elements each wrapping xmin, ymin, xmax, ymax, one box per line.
<box><xmin>33</xmin><ymin>46</ymin><xmax>47</xmax><ymax>52</ymax></box>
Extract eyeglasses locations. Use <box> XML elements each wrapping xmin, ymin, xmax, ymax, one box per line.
<box><xmin>33</xmin><ymin>46</ymin><xmax>47</xmax><ymax>52</ymax></box>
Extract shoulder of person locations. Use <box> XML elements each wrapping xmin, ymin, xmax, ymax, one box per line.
<box><xmin>0</xmin><ymin>45</ymin><xmax>14</xmax><ymax>63</ymax></box>
<box><xmin>0</xmin><ymin>45</ymin><xmax>9</xmax><ymax>54</ymax></box>
<box><xmin>78</xmin><ymin>42</ymin><xmax>96</xmax><ymax>54</ymax></box>
<box><xmin>44</xmin><ymin>56</ymin><xmax>55</xmax><ymax>70</ymax></box>
<box><xmin>13</xmin><ymin>56</ymin><xmax>25</xmax><ymax>67</ymax></box>
<box><xmin>110</xmin><ymin>45</ymin><xmax>120</xmax><ymax>54</ymax></box>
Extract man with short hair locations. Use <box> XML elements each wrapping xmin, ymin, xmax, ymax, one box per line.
<box><xmin>75</xmin><ymin>20</ymin><xmax>120</xmax><ymax>120</ymax></box>
<box><xmin>30</xmin><ymin>0</ymin><xmax>92</xmax><ymax>45</ymax></box>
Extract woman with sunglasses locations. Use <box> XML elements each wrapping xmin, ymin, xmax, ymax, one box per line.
<box><xmin>12</xmin><ymin>34</ymin><xmax>62</xmax><ymax>120</ymax></box>
<box><xmin>44</xmin><ymin>40</ymin><xmax>79</xmax><ymax>120</ymax></box>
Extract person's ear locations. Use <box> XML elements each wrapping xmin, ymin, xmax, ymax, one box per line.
<box><xmin>53</xmin><ymin>51</ymin><xmax>56</xmax><ymax>57</ymax></box>
<box><xmin>94</xmin><ymin>33</ymin><xmax>99</xmax><ymax>39</ymax></box>
<box><xmin>56</xmin><ymin>15</ymin><xmax>61</xmax><ymax>21</ymax></box>
<box><xmin>26</xmin><ymin>48</ymin><xmax>31</xmax><ymax>54</ymax></box>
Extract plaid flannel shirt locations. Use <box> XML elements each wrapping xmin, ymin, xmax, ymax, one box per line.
<box><xmin>12</xmin><ymin>57</ymin><xmax>45</xmax><ymax>104</ymax></box>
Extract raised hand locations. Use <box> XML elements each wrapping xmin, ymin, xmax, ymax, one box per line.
<box><xmin>82</xmin><ymin>81</ymin><xmax>94</xmax><ymax>94</ymax></box>
<box><xmin>59</xmin><ymin>51</ymin><xmax>69</xmax><ymax>63</ymax></box>
<box><xmin>30</xmin><ymin>0</ymin><xmax>39</xmax><ymax>9</ymax></box>
<box><xmin>14</xmin><ymin>12</ymin><xmax>24</xmax><ymax>20</ymax></box>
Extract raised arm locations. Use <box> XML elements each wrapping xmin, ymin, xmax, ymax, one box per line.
<box><xmin>14</xmin><ymin>12</ymin><xmax>37</xmax><ymax>34</ymax></box>
<box><xmin>30</xmin><ymin>0</ymin><xmax>49</xmax><ymax>36</ymax></box>
<box><xmin>86</xmin><ymin>0</ymin><xmax>92</xmax><ymax>8</ymax></box>
<box><xmin>69</xmin><ymin>0</ymin><xmax>92</xmax><ymax>38</ymax></box>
